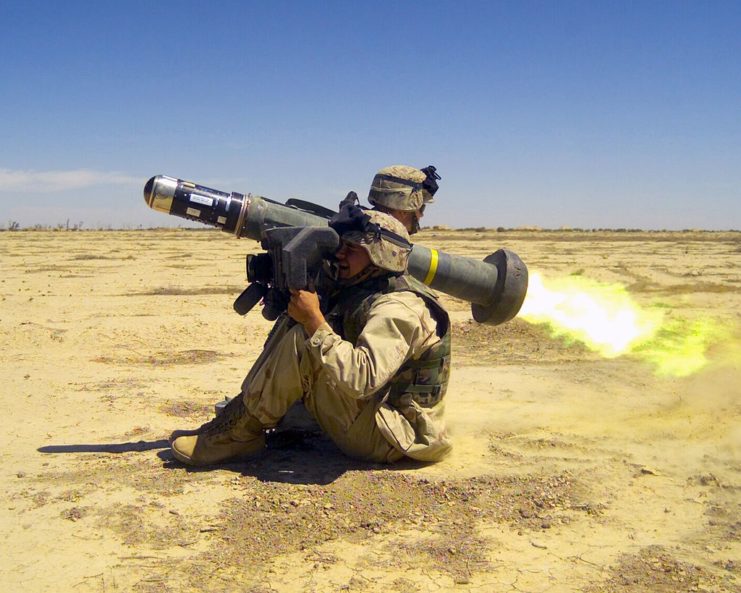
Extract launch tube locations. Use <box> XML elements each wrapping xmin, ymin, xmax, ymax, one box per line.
<box><xmin>144</xmin><ymin>175</ymin><xmax>528</xmax><ymax>325</ymax></box>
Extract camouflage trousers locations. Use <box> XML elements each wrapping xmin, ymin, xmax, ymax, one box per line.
<box><xmin>239</xmin><ymin>323</ymin><xmax>403</xmax><ymax>464</ymax></box>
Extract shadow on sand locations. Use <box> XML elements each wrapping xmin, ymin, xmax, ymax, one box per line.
<box><xmin>38</xmin><ymin>439</ymin><xmax>171</xmax><ymax>454</ymax></box>
<box><xmin>160</xmin><ymin>429</ymin><xmax>428</xmax><ymax>485</ymax></box>
<box><xmin>38</xmin><ymin>430</ymin><xmax>428</xmax><ymax>486</ymax></box>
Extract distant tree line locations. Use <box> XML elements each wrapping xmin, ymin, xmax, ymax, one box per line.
<box><xmin>429</xmin><ymin>226</ymin><xmax>735</xmax><ymax>233</ymax></box>
<box><xmin>1</xmin><ymin>222</ymin><xmax>736</xmax><ymax>233</ymax></box>
<box><xmin>2</xmin><ymin>219</ymin><xmax>84</xmax><ymax>231</ymax></box>
<box><xmin>0</xmin><ymin>221</ymin><xmax>214</xmax><ymax>231</ymax></box>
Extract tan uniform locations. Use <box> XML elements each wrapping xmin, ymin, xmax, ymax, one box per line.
<box><xmin>239</xmin><ymin>290</ymin><xmax>451</xmax><ymax>463</ymax></box>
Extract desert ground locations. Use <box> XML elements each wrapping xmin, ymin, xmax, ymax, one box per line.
<box><xmin>1</xmin><ymin>228</ymin><xmax>739</xmax><ymax>593</ymax></box>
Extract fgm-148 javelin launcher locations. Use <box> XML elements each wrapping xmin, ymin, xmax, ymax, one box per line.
<box><xmin>143</xmin><ymin>175</ymin><xmax>528</xmax><ymax>325</ymax></box>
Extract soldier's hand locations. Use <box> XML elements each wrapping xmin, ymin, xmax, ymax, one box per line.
<box><xmin>288</xmin><ymin>289</ymin><xmax>326</xmax><ymax>336</ymax></box>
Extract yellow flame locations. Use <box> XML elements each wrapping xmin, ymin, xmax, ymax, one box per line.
<box><xmin>518</xmin><ymin>272</ymin><xmax>730</xmax><ymax>377</ymax></box>
<box><xmin>519</xmin><ymin>272</ymin><xmax>662</xmax><ymax>358</ymax></box>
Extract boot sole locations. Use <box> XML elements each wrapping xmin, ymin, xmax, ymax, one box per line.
<box><xmin>170</xmin><ymin>438</ymin><xmax>266</xmax><ymax>467</ymax></box>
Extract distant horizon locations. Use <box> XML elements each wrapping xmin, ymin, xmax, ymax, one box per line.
<box><xmin>3</xmin><ymin>222</ymin><xmax>738</xmax><ymax>234</ymax></box>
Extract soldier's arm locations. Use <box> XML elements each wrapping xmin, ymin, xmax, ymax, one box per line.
<box><xmin>287</xmin><ymin>289</ymin><xmax>325</xmax><ymax>336</ymax></box>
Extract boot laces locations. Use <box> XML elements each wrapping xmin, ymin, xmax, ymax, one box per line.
<box><xmin>202</xmin><ymin>396</ymin><xmax>246</xmax><ymax>436</ymax></box>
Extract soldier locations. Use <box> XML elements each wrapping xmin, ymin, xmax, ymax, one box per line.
<box><xmin>367</xmin><ymin>165</ymin><xmax>440</xmax><ymax>234</ymax></box>
<box><xmin>170</xmin><ymin>209</ymin><xmax>452</xmax><ymax>465</ymax></box>
<box><xmin>169</xmin><ymin>166</ymin><xmax>445</xmax><ymax>446</ymax></box>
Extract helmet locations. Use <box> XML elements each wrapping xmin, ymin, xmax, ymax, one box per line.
<box><xmin>368</xmin><ymin>165</ymin><xmax>439</xmax><ymax>212</ymax></box>
<box><xmin>338</xmin><ymin>209</ymin><xmax>411</xmax><ymax>274</ymax></box>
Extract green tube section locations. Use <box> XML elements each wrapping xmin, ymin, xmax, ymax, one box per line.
<box><xmin>408</xmin><ymin>245</ymin><xmax>497</xmax><ymax>305</ymax></box>
<box><xmin>144</xmin><ymin>175</ymin><xmax>528</xmax><ymax>324</ymax></box>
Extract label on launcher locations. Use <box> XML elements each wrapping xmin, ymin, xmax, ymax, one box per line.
<box><xmin>189</xmin><ymin>193</ymin><xmax>214</xmax><ymax>207</ymax></box>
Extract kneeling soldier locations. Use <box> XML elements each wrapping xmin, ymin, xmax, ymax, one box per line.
<box><xmin>170</xmin><ymin>209</ymin><xmax>452</xmax><ymax>465</ymax></box>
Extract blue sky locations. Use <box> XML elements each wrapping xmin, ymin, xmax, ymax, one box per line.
<box><xmin>1</xmin><ymin>1</ymin><xmax>739</xmax><ymax>230</ymax></box>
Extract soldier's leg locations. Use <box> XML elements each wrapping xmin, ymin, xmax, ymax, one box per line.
<box><xmin>169</xmin><ymin>315</ymin><xmax>294</xmax><ymax>442</ymax></box>
<box><xmin>303</xmin><ymin>388</ymin><xmax>404</xmax><ymax>464</ymax></box>
<box><xmin>240</xmin><ymin>324</ymin><xmax>403</xmax><ymax>463</ymax></box>
<box><xmin>172</xmin><ymin>323</ymin><xmax>402</xmax><ymax>465</ymax></box>
<box><xmin>170</xmin><ymin>322</ymin><xmax>307</xmax><ymax>466</ymax></box>
<box><xmin>240</xmin><ymin>314</ymin><xmax>293</xmax><ymax>395</ymax></box>
<box><xmin>239</xmin><ymin>324</ymin><xmax>313</xmax><ymax>426</ymax></box>
<box><xmin>246</xmin><ymin>325</ymin><xmax>403</xmax><ymax>463</ymax></box>
<box><xmin>221</xmin><ymin>322</ymin><xmax>403</xmax><ymax>463</ymax></box>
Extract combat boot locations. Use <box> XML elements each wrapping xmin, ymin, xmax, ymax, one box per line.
<box><xmin>170</xmin><ymin>397</ymin><xmax>265</xmax><ymax>466</ymax></box>
<box><xmin>169</xmin><ymin>394</ymin><xmax>240</xmax><ymax>442</ymax></box>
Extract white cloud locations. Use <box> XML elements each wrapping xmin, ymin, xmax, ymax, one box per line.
<box><xmin>0</xmin><ymin>168</ymin><xmax>141</xmax><ymax>192</ymax></box>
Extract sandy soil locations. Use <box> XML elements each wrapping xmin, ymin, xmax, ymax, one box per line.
<box><xmin>1</xmin><ymin>228</ymin><xmax>738</xmax><ymax>593</ymax></box>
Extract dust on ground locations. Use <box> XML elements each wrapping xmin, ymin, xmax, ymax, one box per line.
<box><xmin>1</xmin><ymin>229</ymin><xmax>739</xmax><ymax>592</ymax></box>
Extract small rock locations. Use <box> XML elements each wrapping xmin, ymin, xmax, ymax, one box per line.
<box><xmin>62</xmin><ymin>507</ymin><xmax>85</xmax><ymax>521</ymax></box>
<box><xmin>531</xmin><ymin>540</ymin><xmax>547</xmax><ymax>549</ymax></box>
<box><xmin>698</xmin><ymin>473</ymin><xmax>720</xmax><ymax>486</ymax></box>
<box><xmin>16</xmin><ymin>471</ymin><xmax>26</xmax><ymax>478</ymax></box>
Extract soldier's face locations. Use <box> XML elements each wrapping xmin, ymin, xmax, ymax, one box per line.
<box><xmin>335</xmin><ymin>240</ymin><xmax>372</xmax><ymax>279</ymax></box>
<box><xmin>389</xmin><ymin>207</ymin><xmax>424</xmax><ymax>234</ymax></box>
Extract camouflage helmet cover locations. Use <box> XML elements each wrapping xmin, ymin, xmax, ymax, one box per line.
<box><xmin>368</xmin><ymin>165</ymin><xmax>434</xmax><ymax>212</ymax></box>
<box><xmin>340</xmin><ymin>209</ymin><xmax>411</xmax><ymax>274</ymax></box>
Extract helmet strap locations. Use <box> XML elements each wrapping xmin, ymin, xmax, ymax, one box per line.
<box><xmin>410</xmin><ymin>213</ymin><xmax>421</xmax><ymax>234</ymax></box>
<box><xmin>336</xmin><ymin>264</ymin><xmax>380</xmax><ymax>288</ymax></box>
